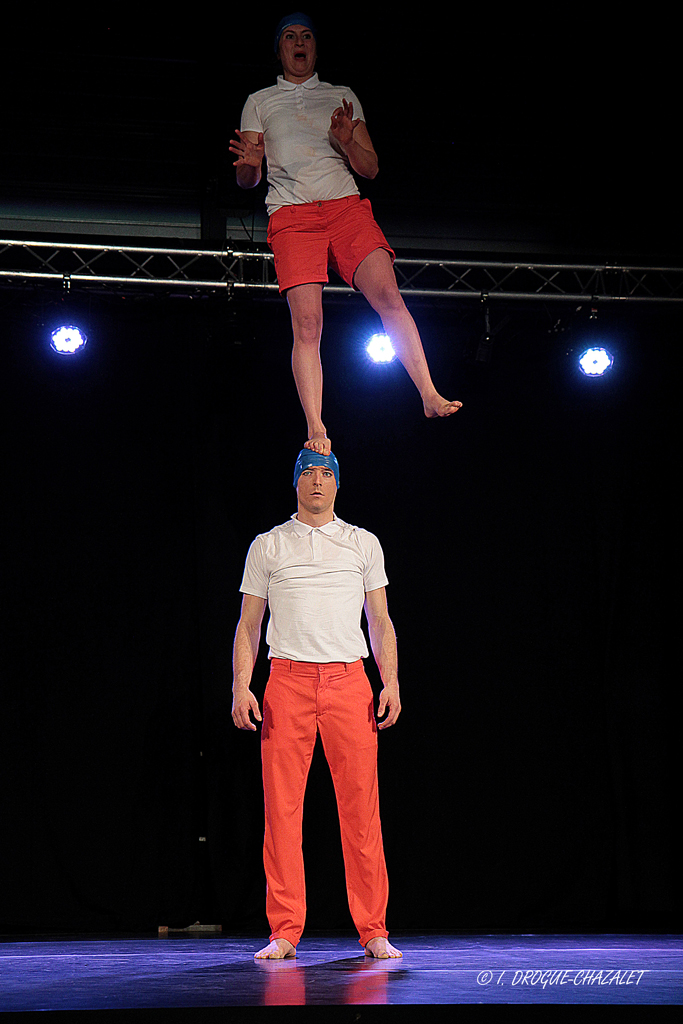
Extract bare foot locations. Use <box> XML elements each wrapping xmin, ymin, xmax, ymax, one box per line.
<box><xmin>254</xmin><ymin>938</ymin><xmax>296</xmax><ymax>960</ymax></box>
<box><xmin>423</xmin><ymin>393</ymin><xmax>463</xmax><ymax>418</ymax></box>
<box><xmin>364</xmin><ymin>937</ymin><xmax>402</xmax><ymax>959</ymax></box>
<box><xmin>304</xmin><ymin>431</ymin><xmax>331</xmax><ymax>456</ymax></box>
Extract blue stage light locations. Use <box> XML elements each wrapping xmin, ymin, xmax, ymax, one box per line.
<box><xmin>51</xmin><ymin>325</ymin><xmax>87</xmax><ymax>355</ymax></box>
<box><xmin>579</xmin><ymin>346</ymin><xmax>613</xmax><ymax>376</ymax></box>
<box><xmin>366</xmin><ymin>334</ymin><xmax>395</xmax><ymax>363</ymax></box>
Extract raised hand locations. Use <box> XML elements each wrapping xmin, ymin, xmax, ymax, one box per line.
<box><xmin>329</xmin><ymin>99</ymin><xmax>360</xmax><ymax>148</ymax></box>
<box><xmin>229</xmin><ymin>130</ymin><xmax>265</xmax><ymax>168</ymax></box>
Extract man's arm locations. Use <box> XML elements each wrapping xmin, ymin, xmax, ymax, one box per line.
<box><xmin>364</xmin><ymin>587</ymin><xmax>401</xmax><ymax>729</ymax></box>
<box><xmin>232</xmin><ymin>593</ymin><xmax>267</xmax><ymax>730</ymax></box>
<box><xmin>330</xmin><ymin>100</ymin><xmax>379</xmax><ymax>180</ymax></box>
<box><xmin>229</xmin><ymin>130</ymin><xmax>265</xmax><ymax>189</ymax></box>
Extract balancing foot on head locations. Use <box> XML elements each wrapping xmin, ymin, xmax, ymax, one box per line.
<box><xmin>229</xmin><ymin>12</ymin><xmax>461</xmax><ymax>455</ymax></box>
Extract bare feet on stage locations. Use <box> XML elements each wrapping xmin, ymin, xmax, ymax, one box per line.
<box><xmin>364</xmin><ymin>937</ymin><xmax>403</xmax><ymax>959</ymax></box>
<box><xmin>304</xmin><ymin>431</ymin><xmax>331</xmax><ymax>456</ymax></box>
<box><xmin>254</xmin><ymin>938</ymin><xmax>296</xmax><ymax>960</ymax></box>
<box><xmin>423</xmin><ymin>389</ymin><xmax>463</xmax><ymax>419</ymax></box>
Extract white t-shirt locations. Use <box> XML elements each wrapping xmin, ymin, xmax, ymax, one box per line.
<box><xmin>240</xmin><ymin>74</ymin><xmax>365</xmax><ymax>215</ymax></box>
<box><xmin>240</xmin><ymin>514</ymin><xmax>388</xmax><ymax>663</ymax></box>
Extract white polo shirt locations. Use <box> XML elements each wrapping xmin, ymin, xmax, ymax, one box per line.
<box><xmin>240</xmin><ymin>514</ymin><xmax>388</xmax><ymax>663</ymax></box>
<box><xmin>240</xmin><ymin>74</ymin><xmax>365</xmax><ymax>215</ymax></box>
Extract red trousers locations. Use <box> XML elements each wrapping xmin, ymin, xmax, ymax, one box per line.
<box><xmin>261</xmin><ymin>658</ymin><xmax>390</xmax><ymax>948</ymax></box>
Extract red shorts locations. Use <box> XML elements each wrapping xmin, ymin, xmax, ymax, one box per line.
<box><xmin>266</xmin><ymin>195</ymin><xmax>395</xmax><ymax>293</ymax></box>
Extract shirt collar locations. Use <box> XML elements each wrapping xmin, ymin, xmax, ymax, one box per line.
<box><xmin>276</xmin><ymin>72</ymin><xmax>320</xmax><ymax>92</ymax></box>
<box><xmin>290</xmin><ymin>512</ymin><xmax>344</xmax><ymax>535</ymax></box>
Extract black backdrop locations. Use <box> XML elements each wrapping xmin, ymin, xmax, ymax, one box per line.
<box><xmin>1</xmin><ymin>286</ymin><xmax>677</xmax><ymax>935</ymax></box>
<box><xmin>1</xmin><ymin>3</ymin><xmax>679</xmax><ymax>939</ymax></box>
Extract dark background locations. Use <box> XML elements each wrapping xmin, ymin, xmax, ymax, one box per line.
<box><xmin>1</xmin><ymin>7</ymin><xmax>678</xmax><ymax>936</ymax></box>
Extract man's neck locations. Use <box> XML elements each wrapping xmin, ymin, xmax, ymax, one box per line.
<box><xmin>296</xmin><ymin>508</ymin><xmax>335</xmax><ymax>528</ymax></box>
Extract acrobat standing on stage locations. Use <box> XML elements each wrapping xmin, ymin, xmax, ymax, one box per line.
<box><xmin>230</xmin><ymin>12</ymin><xmax>462</xmax><ymax>456</ymax></box>
<box><xmin>232</xmin><ymin>448</ymin><xmax>402</xmax><ymax>960</ymax></box>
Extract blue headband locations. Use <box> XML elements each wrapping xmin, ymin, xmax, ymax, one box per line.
<box><xmin>274</xmin><ymin>12</ymin><xmax>317</xmax><ymax>53</ymax></box>
<box><xmin>293</xmin><ymin>448</ymin><xmax>340</xmax><ymax>489</ymax></box>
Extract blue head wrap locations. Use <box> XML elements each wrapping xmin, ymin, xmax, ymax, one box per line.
<box><xmin>274</xmin><ymin>12</ymin><xmax>317</xmax><ymax>53</ymax></box>
<box><xmin>293</xmin><ymin>448</ymin><xmax>340</xmax><ymax>489</ymax></box>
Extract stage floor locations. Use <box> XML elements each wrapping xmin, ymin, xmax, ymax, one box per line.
<box><xmin>1</xmin><ymin>933</ymin><xmax>681</xmax><ymax>1015</ymax></box>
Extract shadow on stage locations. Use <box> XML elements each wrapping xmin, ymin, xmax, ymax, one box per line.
<box><xmin>1</xmin><ymin>932</ymin><xmax>681</xmax><ymax>1019</ymax></box>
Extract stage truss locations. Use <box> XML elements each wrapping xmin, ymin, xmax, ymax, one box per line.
<box><xmin>2</xmin><ymin>238</ymin><xmax>682</xmax><ymax>304</ymax></box>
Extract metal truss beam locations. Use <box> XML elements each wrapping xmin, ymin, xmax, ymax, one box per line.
<box><xmin>2</xmin><ymin>238</ymin><xmax>682</xmax><ymax>303</ymax></box>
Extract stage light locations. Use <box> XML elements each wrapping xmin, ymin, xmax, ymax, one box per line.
<box><xmin>50</xmin><ymin>325</ymin><xmax>87</xmax><ymax>355</ymax></box>
<box><xmin>366</xmin><ymin>334</ymin><xmax>395</xmax><ymax>363</ymax></box>
<box><xmin>579</xmin><ymin>346</ymin><xmax>613</xmax><ymax>376</ymax></box>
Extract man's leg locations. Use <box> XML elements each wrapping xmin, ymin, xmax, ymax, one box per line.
<box><xmin>286</xmin><ymin>283</ymin><xmax>331</xmax><ymax>456</ymax></box>
<box><xmin>317</xmin><ymin>661</ymin><xmax>401</xmax><ymax>957</ymax></box>
<box><xmin>259</xmin><ymin>660</ymin><xmax>318</xmax><ymax>958</ymax></box>
<box><xmin>353</xmin><ymin>248</ymin><xmax>462</xmax><ymax>420</ymax></box>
